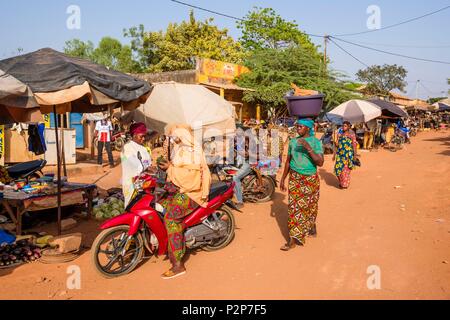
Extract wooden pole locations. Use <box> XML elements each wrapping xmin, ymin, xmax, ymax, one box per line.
<box><xmin>53</xmin><ymin>106</ymin><xmax>62</xmax><ymax>236</ymax></box>
<box><xmin>323</xmin><ymin>35</ymin><xmax>328</xmax><ymax>74</ymax></box>
<box><xmin>61</xmin><ymin>115</ymin><xmax>67</xmax><ymax>177</ymax></box>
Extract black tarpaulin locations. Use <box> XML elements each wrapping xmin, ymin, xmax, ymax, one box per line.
<box><xmin>0</xmin><ymin>48</ymin><xmax>151</xmax><ymax>103</ymax></box>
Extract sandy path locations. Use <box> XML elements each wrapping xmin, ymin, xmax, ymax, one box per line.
<box><xmin>1</xmin><ymin>130</ymin><xmax>449</xmax><ymax>300</ymax></box>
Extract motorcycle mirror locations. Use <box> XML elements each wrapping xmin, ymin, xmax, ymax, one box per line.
<box><xmin>137</xmin><ymin>151</ymin><xmax>142</xmax><ymax>161</ymax></box>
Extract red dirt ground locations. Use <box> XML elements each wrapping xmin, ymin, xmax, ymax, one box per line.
<box><xmin>1</xmin><ymin>130</ymin><xmax>449</xmax><ymax>300</ymax></box>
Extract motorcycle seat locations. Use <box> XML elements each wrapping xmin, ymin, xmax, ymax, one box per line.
<box><xmin>7</xmin><ymin>160</ymin><xmax>47</xmax><ymax>179</ymax></box>
<box><xmin>208</xmin><ymin>182</ymin><xmax>229</xmax><ymax>201</ymax></box>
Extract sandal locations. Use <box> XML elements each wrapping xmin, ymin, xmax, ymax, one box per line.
<box><xmin>280</xmin><ymin>242</ymin><xmax>296</xmax><ymax>251</ymax></box>
<box><xmin>161</xmin><ymin>268</ymin><xmax>186</xmax><ymax>280</ymax></box>
<box><xmin>309</xmin><ymin>225</ymin><xmax>317</xmax><ymax>238</ymax></box>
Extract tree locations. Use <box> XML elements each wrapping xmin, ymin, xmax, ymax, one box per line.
<box><xmin>64</xmin><ymin>39</ymin><xmax>94</xmax><ymax>59</ymax></box>
<box><xmin>356</xmin><ymin>64</ymin><xmax>408</xmax><ymax>96</ymax></box>
<box><xmin>237</xmin><ymin>7</ymin><xmax>320</xmax><ymax>58</ymax></box>
<box><xmin>428</xmin><ymin>97</ymin><xmax>447</xmax><ymax>105</ymax></box>
<box><xmin>64</xmin><ymin>37</ymin><xmax>140</xmax><ymax>73</ymax></box>
<box><xmin>124</xmin><ymin>11</ymin><xmax>244</xmax><ymax>72</ymax></box>
<box><xmin>236</xmin><ymin>47</ymin><xmax>357</xmax><ymax>116</ymax></box>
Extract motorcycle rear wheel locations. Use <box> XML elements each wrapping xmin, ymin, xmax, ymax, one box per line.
<box><xmin>91</xmin><ymin>226</ymin><xmax>144</xmax><ymax>278</ymax></box>
<box><xmin>245</xmin><ymin>176</ymin><xmax>275</xmax><ymax>203</ymax></box>
<box><xmin>203</xmin><ymin>206</ymin><xmax>236</xmax><ymax>252</ymax></box>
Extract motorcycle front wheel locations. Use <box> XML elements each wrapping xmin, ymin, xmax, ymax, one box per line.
<box><xmin>91</xmin><ymin>226</ymin><xmax>144</xmax><ymax>278</ymax></box>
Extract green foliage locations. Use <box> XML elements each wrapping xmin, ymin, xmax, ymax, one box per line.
<box><xmin>237</xmin><ymin>7</ymin><xmax>320</xmax><ymax>58</ymax></box>
<box><xmin>64</xmin><ymin>39</ymin><xmax>94</xmax><ymax>59</ymax></box>
<box><xmin>124</xmin><ymin>11</ymin><xmax>244</xmax><ymax>72</ymax></box>
<box><xmin>356</xmin><ymin>64</ymin><xmax>408</xmax><ymax>96</ymax></box>
<box><xmin>343</xmin><ymin>82</ymin><xmax>364</xmax><ymax>91</ymax></box>
<box><xmin>64</xmin><ymin>37</ymin><xmax>140</xmax><ymax>73</ymax></box>
<box><xmin>236</xmin><ymin>47</ymin><xmax>357</xmax><ymax>113</ymax></box>
<box><xmin>427</xmin><ymin>97</ymin><xmax>447</xmax><ymax>105</ymax></box>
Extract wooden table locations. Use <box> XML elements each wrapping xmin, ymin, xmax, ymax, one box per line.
<box><xmin>1</xmin><ymin>183</ymin><xmax>96</xmax><ymax>235</ymax></box>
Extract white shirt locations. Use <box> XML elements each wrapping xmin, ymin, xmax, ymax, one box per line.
<box><xmin>121</xmin><ymin>141</ymin><xmax>152</xmax><ymax>206</ymax></box>
<box><xmin>95</xmin><ymin>120</ymin><xmax>113</xmax><ymax>142</ymax></box>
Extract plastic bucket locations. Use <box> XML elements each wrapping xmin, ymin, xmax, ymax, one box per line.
<box><xmin>286</xmin><ymin>94</ymin><xmax>325</xmax><ymax>118</ymax></box>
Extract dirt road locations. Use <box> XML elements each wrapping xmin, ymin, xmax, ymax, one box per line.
<box><xmin>1</xmin><ymin>130</ymin><xmax>449</xmax><ymax>300</ymax></box>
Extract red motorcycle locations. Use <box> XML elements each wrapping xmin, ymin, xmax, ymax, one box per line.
<box><xmin>93</xmin><ymin>131</ymin><xmax>129</xmax><ymax>152</ymax></box>
<box><xmin>91</xmin><ymin>170</ymin><xmax>237</xmax><ymax>278</ymax></box>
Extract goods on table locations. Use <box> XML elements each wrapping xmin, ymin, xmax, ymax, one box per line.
<box><xmin>93</xmin><ymin>193</ymin><xmax>125</xmax><ymax>221</ymax></box>
<box><xmin>0</xmin><ymin>239</ymin><xmax>41</xmax><ymax>268</ymax></box>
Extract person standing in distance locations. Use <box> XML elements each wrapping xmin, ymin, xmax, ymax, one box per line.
<box><xmin>94</xmin><ymin>117</ymin><xmax>114</xmax><ymax>168</ymax></box>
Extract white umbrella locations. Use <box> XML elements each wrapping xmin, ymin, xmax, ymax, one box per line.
<box><xmin>328</xmin><ymin>99</ymin><xmax>382</xmax><ymax>124</ymax></box>
<box><xmin>122</xmin><ymin>82</ymin><xmax>236</xmax><ymax>139</ymax></box>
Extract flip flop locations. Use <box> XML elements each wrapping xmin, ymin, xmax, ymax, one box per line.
<box><xmin>280</xmin><ymin>244</ymin><xmax>296</xmax><ymax>251</ymax></box>
<box><xmin>161</xmin><ymin>269</ymin><xmax>186</xmax><ymax>280</ymax></box>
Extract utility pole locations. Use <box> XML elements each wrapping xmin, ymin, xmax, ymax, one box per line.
<box><xmin>416</xmin><ymin>80</ymin><xmax>420</xmax><ymax>99</ymax></box>
<box><xmin>323</xmin><ymin>35</ymin><xmax>329</xmax><ymax>74</ymax></box>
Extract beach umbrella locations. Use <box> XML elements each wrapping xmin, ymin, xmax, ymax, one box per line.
<box><xmin>328</xmin><ymin>99</ymin><xmax>382</xmax><ymax>124</ymax></box>
<box><xmin>0</xmin><ymin>48</ymin><xmax>152</xmax><ymax>235</ymax></box>
<box><xmin>0</xmin><ymin>69</ymin><xmax>42</xmax><ymax>124</ymax></box>
<box><xmin>122</xmin><ymin>82</ymin><xmax>236</xmax><ymax>139</ymax></box>
<box><xmin>367</xmin><ymin>98</ymin><xmax>409</xmax><ymax>118</ymax></box>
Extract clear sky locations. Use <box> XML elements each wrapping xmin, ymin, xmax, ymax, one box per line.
<box><xmin>1</xmin><ymin>0</ymin><xmax>449</xmax><ymax>100</ymax></box>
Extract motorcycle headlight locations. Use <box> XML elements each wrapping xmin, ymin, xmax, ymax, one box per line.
<box><xmin>134</xmin><ymin>179</ymin><xmax>144</xmax><ymax>191</ymax></box>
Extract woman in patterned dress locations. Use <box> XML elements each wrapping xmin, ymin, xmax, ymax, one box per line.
<box><xmin>157</xmin><ymin>124</ymin><xmax>211</xmax><ymax>279</ymax></box>
<box><xmin>333</xmin><ymin>121</ymin><xmax>358</xmax><ymax>189</ymax></box>
<box><xmin>279</xmin><ymin>119</ymin><xmax>324</xmax><ymax>251</ymax></box>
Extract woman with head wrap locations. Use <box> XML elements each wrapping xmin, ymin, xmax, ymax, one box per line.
<box><xmin>333</xmin><ymin>121</ymin><xmax>358</xmax><ymax>189</ymax></box>
<box><xmin>157</xmin><ymin>124</ymin><xmax>212</xmax><ymax>279</ymax></box>
<box><xmin>279</xmin><ymin>118</ymin><xmax>324</xmax><ymax>251</ymax></box>
<box><xmin>121</xmin><ymin>122</ymin><xmax>152</xmax><ymax>207</ymax></box>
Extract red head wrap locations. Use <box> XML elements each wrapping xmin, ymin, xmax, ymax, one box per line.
<box><xmin>129</xmin><ymin>122</ymin><xmax>147</xmax><ymax>136</ymax></box>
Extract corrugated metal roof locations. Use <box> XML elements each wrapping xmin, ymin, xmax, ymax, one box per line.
<box><xmin>200</xmin><ymin>82</ymin><xmax>255</xmax><ymax>92</ymax></box>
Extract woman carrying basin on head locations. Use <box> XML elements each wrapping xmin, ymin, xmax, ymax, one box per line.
<box><xmin>280</xmin><ymin>119</ymin><xmax>324</xmax><ymax>251</ymax></box>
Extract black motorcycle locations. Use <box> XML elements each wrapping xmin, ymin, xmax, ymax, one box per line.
<box><xmin>6</xmin><ymin>160</ymin><xmax>47</xmax><ymax>182</ymax></box>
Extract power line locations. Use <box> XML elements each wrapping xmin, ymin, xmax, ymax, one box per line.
<box><xmin>170</xmin><ymin>0</ymin><xmax>245</xmax><ymax>21</ymax></box>
<box><xmin>419</xmin><ymin>81</ymin><xmax>446</xmax><ymax>96</ymax></box>
<box><xmin>331</xmin><ymin>36</ymin><xmax>450</xmax><ymax>65</ymax></box>
<box><xmin>170</xmin><ymin>1</ymin><xmax>450</xmax><ymax>66</ymax></box>
<box><xmin>328</xmin><ymin>38</ymin><xmax>369</xmax><ymax>68</ymax></box>
<box><xmin>169</xmin><ymin>0</ymin><xmax>324</xmax><ymax>38</ymax></box>
<box><xmin>352</xmin><ymin>41</ymin><xmax>450</xmax><ymax>49</ymax></box>
<box><xmin>333</xmin><ymin>5</ymin><xmax>450</xmax><ymax>37</ymax></box>
<box><xmin>328</xmin><ymin>38</ymin><xmax>389</xmax><ymax>89</ymax></box>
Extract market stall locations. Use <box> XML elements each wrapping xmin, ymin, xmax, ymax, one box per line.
<box><xmin>0</xmin><ymin>48</ymin><xmax>152</xmax><ymax>235</ymax></box>
<box><xmin>1</xmin><ymin>180</ymin><xmax>96</xmax><ymax>235</ymax></box>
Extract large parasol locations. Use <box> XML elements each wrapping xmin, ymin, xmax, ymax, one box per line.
<box><xmin>367</xmin><ymin>98</ymin><xmax>409</xmax><ymax>118</ymax></box>
<box><xmin>328</xmin><ymin>99</ymin><xmax>382</xmax><ymax>124</ymax></box>
<box><xmin>122</xmin><ymin>82</ymin><xmax>236</xmax><ymax>139</ymax></box>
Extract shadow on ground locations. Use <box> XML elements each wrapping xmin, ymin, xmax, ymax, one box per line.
<box><xmin>270</xmin><ymin>191</ymin><xmax>289</xmax><ymax>243</ymax></box>
<box><xmin>319</xmin><ymin>169</ymin><xmax>340</xmax><ymax>188</ymax></box>
<box><xmin>423</xmin><ymin>134</ymin><xmax>450</xmax><ymax>156</ymax></box>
